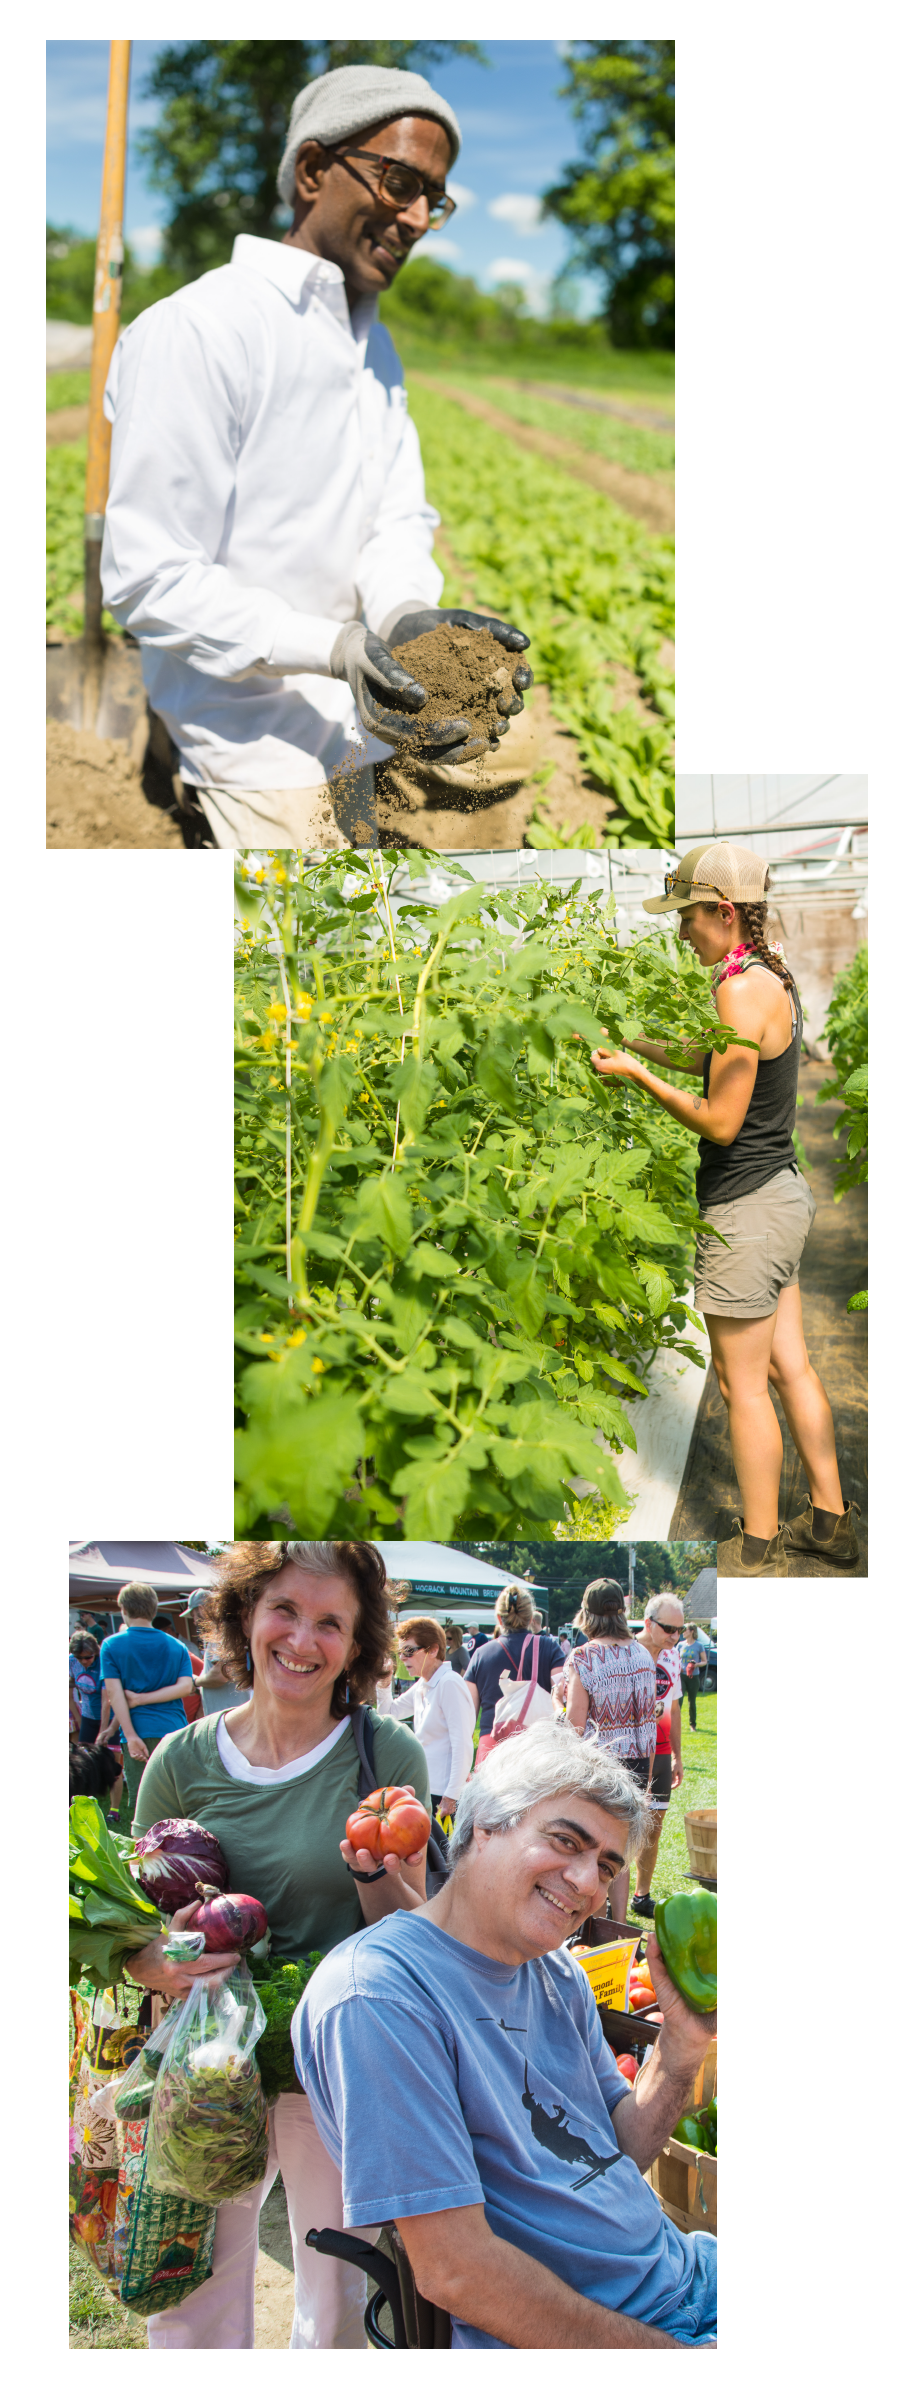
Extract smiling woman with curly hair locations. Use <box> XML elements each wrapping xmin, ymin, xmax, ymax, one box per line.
<box><xmin>121</xmin><ymin>1539</ymin><xmax>430</xmax><ymax>2353</ymax></box>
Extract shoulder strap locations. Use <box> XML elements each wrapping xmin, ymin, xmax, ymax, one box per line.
<box><xmin>348</xmin><ymin>1705</ymin><xmax>378</xmax><ymax>1799</ymax></box>
<box><xmin>350</xmin><ymin>1703</ymin><xmax>451</xmax><ymax>1892</ymax></box>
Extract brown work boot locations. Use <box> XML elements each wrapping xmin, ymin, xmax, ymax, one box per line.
<box><xmin>782</xmin><ymin>1497</ymin><xmax>860</xmax><ymax>1568</ymax></box>
<box><xmin>718</xmin><ymin>1518</ymin><xmax>787</xmax><ymax>1577</ymax></box>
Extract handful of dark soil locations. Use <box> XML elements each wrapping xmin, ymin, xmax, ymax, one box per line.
<box><xmin>391</xmin><ymin>625</ymin><xmax>522</xmax><ymax>750</ymax></box>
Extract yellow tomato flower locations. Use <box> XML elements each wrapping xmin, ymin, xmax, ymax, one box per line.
<box><xmin>267</xmin><ymin>1001</ymin><xmax>287</xmax><ymax>1021</ymax></box>
<box><xmin>312</xmin><ymin>1357</ymin><xmax>324</xmax><ymax>1372</ymax></box>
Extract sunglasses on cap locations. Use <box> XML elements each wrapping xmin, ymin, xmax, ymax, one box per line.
<box><xmin>664</xmin><ymin>869</ymin><xmax>729</xmax><ymax>901</ymax></box>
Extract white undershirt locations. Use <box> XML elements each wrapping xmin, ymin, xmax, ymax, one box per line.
<box><xmin>215</xmin><ymin>1711</ymin><xmax>350</xmax><ymax>1785</ymax></box>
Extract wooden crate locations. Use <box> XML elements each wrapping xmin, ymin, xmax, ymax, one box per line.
<box><xmin>648</xmin><ymin>2039</ymin><xmax>717</xmax><ymax>2235</ymax></box>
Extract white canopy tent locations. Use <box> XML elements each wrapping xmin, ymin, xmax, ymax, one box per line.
<box><xmin>373</xmin><ymin>1542</ymin><xmax>548</xmax><ymax>1616</ymax></box>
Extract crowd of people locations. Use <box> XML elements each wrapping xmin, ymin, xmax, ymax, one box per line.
<box><xmin>69</xmin><ymin>1545</ymin><xmax>715</xmax><ymax>2350</ymax></box>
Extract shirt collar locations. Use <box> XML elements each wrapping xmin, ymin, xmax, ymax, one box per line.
<box><xmin>230</xmin><ymin>233</ymin><xmax>379</xmax><ymax>340</ymax></box>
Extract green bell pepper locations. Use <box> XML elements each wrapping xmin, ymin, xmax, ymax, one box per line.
<box><xmin>672</xmin><ymin>2113</ymin><xmax>712</xmax><ymax>2153</ymax></box>
<box><xmin>654</xmin><ymin>1890</ymin><xmax>717</xmax><ymax>2013</ymax></box>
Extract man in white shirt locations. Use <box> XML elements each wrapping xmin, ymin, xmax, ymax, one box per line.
<box><xmin>101</xmin><ymin>64</ymin><xmax>532</xmax><ymax>851</ymax></box>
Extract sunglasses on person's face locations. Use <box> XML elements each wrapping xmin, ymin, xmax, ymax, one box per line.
<box><xmin>656</xmin><ymin>1623</ymin><xmax>683</xmax><ymax>1637</ymax></box>
<box><xmin>399</xmin><ymin>1645</ymin><xmax>422</xmax><ymax>1659</ymax></box>
<box><xmin>331</xmin><ymin>146</ymin><xmax>456</xmax><ymax>228</ymax></box>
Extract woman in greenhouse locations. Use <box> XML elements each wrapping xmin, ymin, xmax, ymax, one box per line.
<box><xmin>589</xmin><ymin>839</ymin><xmax>857</xmax><ymax>1578</ymax></box>
<box><xmin>123</xmin><ymin>1539</ymin><xmax>430</xmax><ymax>2349</ymax></box>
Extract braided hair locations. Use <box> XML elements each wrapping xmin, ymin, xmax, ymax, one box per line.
<box><xmin>736</xmin><ymin>897</ymin><xmax>797</xmax><ymax>996</ymax></box>
<box><xmin>700</xmin><ymin>878</ymin><xmax>797</xmax><ymax>996</ymax></box>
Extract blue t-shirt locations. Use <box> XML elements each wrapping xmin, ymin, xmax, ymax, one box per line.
<box><xmin>99</xmin><ymin>1627</ymin><xmax>194</xmax><ymax>1739</ymax></box>
<box><xmin>71</xmin><ymin>1661</ymin><xmax>103</xmax><ymax>1721</ymax></box>
<box><xmin>294</xmin><ymin>1911</ymin><xmax>694</xmax><ymax>2348</ymax></box>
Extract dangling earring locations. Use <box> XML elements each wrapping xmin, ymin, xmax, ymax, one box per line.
<box><xmin>344</xmin><ymin>1675</ymin><xmax>351</xmax><ymax>1706</ymax></box>
<box><xmin>246</xmin><ymin>1647</ymin><xmax>253</xmax><ymax>1674</ymax></box>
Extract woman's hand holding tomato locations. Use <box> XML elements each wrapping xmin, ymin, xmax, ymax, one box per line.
<box><xmin>345</xmin><ymin>1784</ymin><xmax>431</xmax><ymax>1862</ymax></box>
<box><xmin>341</xmin><ymin>1785</ymin><xmax>430</xmax><ymax>1915</ymax></box>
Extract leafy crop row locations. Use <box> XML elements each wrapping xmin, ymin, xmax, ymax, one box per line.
<box><xmin>406</xmin><ymin>381</ymin><xmax>674</xmax><ymax>848</ymax></box>
<box><xmin>234</xmin><ymin>851</ymin><xmax>728</xmax><ymax>1543</ymax></box>
<box><xmin>454</xmin><ymin>375</ymin><xmax>675</xmax><ymax>482</ymax></box>
<box><xmin>46</xmin><ymin>440</ymin><xmax>88</xmax><ymax>633</ymax></box>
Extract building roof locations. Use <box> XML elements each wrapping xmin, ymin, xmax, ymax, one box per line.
<box><xmin>680</xmin><ymin>1566</ymin><xmax>717</xmax><ymax>1620</ymax></box>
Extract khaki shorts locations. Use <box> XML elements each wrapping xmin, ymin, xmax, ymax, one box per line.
<box><xmin>187</xmin><ymin>767</ymin><xmax>377</xmax><ymax>852</ymax></box>
<box><xmin>694</xmin><ymin>1166</ymin><xmax>816</xmax><ymax>1319</ymax></box>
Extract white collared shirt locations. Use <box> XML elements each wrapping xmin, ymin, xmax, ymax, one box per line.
<box><xmin>100</xmin><ymin>235</ymin><xmax>443</xmax><ymax>789</ymax></box>
<box><xmin>376</xmin><ymin>1659</ymin><xmax>477</xmax><ymax>1803</ymax></box>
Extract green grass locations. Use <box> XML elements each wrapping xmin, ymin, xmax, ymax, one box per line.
<box><xmin>69</xmin><ymin>2247</ymin><xmax>147</xmax><ymax>2349</ymax></box>
<box><xmin>48</xmin><ymin>369</ymin><xmax>91</xmax><ymax>411</ymax></box>
<box><xmin>388</xmin><ymin>326</ymin><xmax>675</xmax><ymax>396</ymax></box>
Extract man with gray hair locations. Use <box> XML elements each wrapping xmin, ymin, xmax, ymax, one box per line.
<box><xmin>100</xmin><ymin>63</ymin><xmax>531</xmax><ymax>850</ymax></box>
<box><xmin>294</xmin><ymin>1721</ymin><xmax>716</xmax><ymax>2348</ymax></box>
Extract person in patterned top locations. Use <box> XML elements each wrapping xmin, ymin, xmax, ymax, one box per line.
<box><xmin>563</xmin><ymin>1580</ymin><xmax>657</xmax><ymax>1922</ymax></box>
<box><xmin>628</xmin><ymin>1597</ymin><xmax>684</xmax><ymax>1921</ymax></box>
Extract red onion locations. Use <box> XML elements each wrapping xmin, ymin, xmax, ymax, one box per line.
<box><xmin>193</xmin><ymin>1885</ymin><xmax>269</xmax><ymax>1954</ymax></box>
<box><xmin>131</xmin><ymin>1818</ymin><xmax>228</xmax><ymax>1910</ymax></box>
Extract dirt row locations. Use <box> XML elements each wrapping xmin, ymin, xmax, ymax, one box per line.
<box><xmin>409</xmin><ymin>373</ymin><xmax>675</xmax><ymax>535</ymax></box>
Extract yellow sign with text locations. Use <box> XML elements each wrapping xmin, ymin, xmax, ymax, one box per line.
<box><xmin>572</xmin><ymin>1939</ymin><xmax>639</xmax><ymax>2010</ymax></box>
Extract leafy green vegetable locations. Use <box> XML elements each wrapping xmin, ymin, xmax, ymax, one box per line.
<box><xmin>405</xmin><ymin>380</ymin><xmax>673</xmax><ymax>847</ymax></box>
<box><xmin>145</xmin><ymin>1967</ymin><xmax>269</xmax><ymax>2204</ymax></box>
<box><xmin>69</xmin><ymin>1797</ymin><xmax>163</xmax><ymax>1989</ymax></box>
<box><xmin>251</xmin><ymin>1958</ymin><xmax>324</xmax><ymax>2099</ymax></box>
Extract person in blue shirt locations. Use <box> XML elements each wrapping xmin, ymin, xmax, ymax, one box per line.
<box><xmin>69</xmin><ymin>1631</ymin><xmax>104</xmax><ymax>1742</ymax></box>
<box><xmin>294</xmin><ymin>1719</ymin><xmax>716</xmax><ymax>2350</ymax></box>
<box><xmin>99</xmin><ymin>1582</ymin><xmax>196</xmax><ymax>1819</ymax></box>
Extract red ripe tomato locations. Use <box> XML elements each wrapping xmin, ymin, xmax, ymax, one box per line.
<box><xmin>345</xmin><ymin>1784</ymin><xmax>431</xmax><ymax>1863</ymax></box>
<box><xmin>614</xmin><ymin>2053</ymin><xmax>638</xmax><ymax>2083</ymax></box>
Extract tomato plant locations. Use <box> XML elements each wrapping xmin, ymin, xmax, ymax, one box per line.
<box><xmin>235</xmin><ymin>849</ymin><xmax>729</xmax><ymax>1543</ymax></box>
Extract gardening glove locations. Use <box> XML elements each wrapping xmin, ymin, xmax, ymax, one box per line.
<box><xmin>379</xmin><ymin>603</ymin><xmax>535</xmax><ymax>736</ymax></box>
<box><xmin>330</xmin><ymin>619</ymin><xmax>469</xmax><ymax>749</ymax></box>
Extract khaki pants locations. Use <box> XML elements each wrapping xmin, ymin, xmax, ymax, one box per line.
<box><xmin>190</xmin><ymin>768</ymin><xmax>377</xmax><ymax>852</ymax></box>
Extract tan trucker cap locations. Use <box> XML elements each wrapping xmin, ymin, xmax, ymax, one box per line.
<box><xmin>643</xmin><ymin>839</ymin><xmax>770</xmax><ymax>915</ymax></box>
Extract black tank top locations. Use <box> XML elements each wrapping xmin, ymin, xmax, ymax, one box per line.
<box><xmin>696</xmin><ymin>959</ymin><xmax>802</xmax><ymax>1210</ymax></box>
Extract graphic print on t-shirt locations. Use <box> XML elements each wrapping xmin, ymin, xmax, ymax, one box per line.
<box><xmin>652</xmin><ymin>1647</ymin><xmax>681</xmax><ymax>1757</ymax></box>
<box><xmin>521</xmin><ymin>2061</ymin><xmax>623</xmax><ymax>2189</ymax></box>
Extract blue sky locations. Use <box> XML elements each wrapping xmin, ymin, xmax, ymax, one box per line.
<box><xmin>46</xmin><ymin>40</ymin><xmax>596</xmax><ymax>314</ymax></box>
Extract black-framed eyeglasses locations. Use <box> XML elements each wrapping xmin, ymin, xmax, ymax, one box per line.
<box><xmin>329</xmin><ymin>146</ymin><xmax>456</xmax><ymax>228</ymax></box>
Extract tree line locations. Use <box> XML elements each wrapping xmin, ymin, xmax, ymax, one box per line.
<box><xmin>48</xmin><ymin>39</ymin><xmax>673</xmax><ymax>352</ymax></box>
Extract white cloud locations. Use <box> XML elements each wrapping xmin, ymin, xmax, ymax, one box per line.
<box><xmin>446</xmin><ymin>181</ymin><xmax>477</xmax><ymax>215</ymax></box>
<box><xmin>487</xmin><ymin>257</ymin><xmax>534</xmax><ymax>284</ymax></box>
<box><xmin>488</xmin><ymin>193</ymin><xmax>543</xmax><ymax>238</ymax></box>
<box><xmin>127</xmin><ymin>224</ymin><xmax>163</xmax><ymax>265</ymax></box>
<box><xmin>486</xmin><ymin>259</ymin><xmax>553</xmax><ymax>318</ymax></box>
<box><xmin>424</xmin><ymin>237</ymin><xmax>463</xmax><ymax>263</ymax></box>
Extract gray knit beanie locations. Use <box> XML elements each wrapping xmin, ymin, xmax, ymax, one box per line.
<box><xmin>276</xmin><ymin>65</ymin><xmax>461</xmax><ymax>210</ymax></box>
